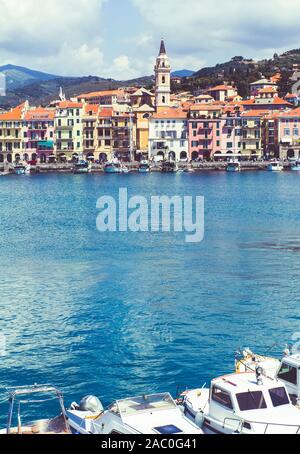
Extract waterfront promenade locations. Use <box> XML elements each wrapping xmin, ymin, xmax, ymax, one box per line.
<box><xmin>0</xmin><ymin>160</ymin><xmax>295</xmax><ymax>175</ymax></box>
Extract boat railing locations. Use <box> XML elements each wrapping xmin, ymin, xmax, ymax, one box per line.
<box><xmin>223</xmin><ymin>416</ymin><xmax>300</xmax><ymax>434</ymax></box>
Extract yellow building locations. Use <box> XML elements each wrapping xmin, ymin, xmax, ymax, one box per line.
<box><xmin>0</xmin><ymin>102</ymin><xmax>27</xmax><ymax>164</ymax></box>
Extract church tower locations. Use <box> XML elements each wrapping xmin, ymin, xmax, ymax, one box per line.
<box><xmin>155</xmin><ymin>39</ymin><xmax>171</xmax><ymax>111</ymax></box>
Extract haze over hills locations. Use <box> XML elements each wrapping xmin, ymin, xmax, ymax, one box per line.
<box><xmin>1</xmin><ymin>47</ymin><xmax>300</xmax><ymax>108</ymax></box>
<box><xmin>0</xmin><ymin>64</ymin><xmax>62</xmax><ymax>89</ymax></box>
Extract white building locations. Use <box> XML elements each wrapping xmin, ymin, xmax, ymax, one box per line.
<box><xmin>149</xmin><ymin>107</ymin><xmax>189</xmax><ymax>162</ymax></box>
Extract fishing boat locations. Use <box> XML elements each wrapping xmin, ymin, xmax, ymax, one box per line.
<box><xmin>290</xmin><ymin>161</ymin><xmax>300</xmax><ymax>171</ymax></box>
<box><xmin>12</xmin><ymin>163</ymin><xmax>31</xmax><ymax>175</ymax></box>
<box><xmin>73</xmin><ymin>160</ymin><xmax>92</xmax><ymax>174</ymax></box>
<box><xmin>104</xmin><ymin>162</ymin><xmax>122</xmax><ymax>174</ymax></box>
<box><xmin>267</xmin><ymin>161</ymin><xmax>284</xmax><ymax>172</ymax></box>
<box><xmin>67</xmin><ymin>393</ymin><xmax>203</xmax><ymax>435</ymax></box>
<box><xmin>0</xmin><ymin>385</ymin><xmax>71</xmax><ymax>435</ymax></box>
<box><xmin>139</xmin><ymin>161</ymin><xmax>151</xmax><ymax>173</ymax></box>
<box><xmin>182</xmin><ymin>369</ymin><xmax>300</xmax><ymax>434</ymax></box>
<box><xmin>226</xmin><ymin>160</ymin><xmax>241</xmax><ymax>172</ymax></box>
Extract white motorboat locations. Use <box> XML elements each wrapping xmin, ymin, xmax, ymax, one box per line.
<box><xmin>267</xmin><ymin>161</ymin><xmax>284</xmax><ymax>172</ymax></box>
<box><xmin>182</xmin><ymin>370</ymin><xmax>300</xmax><ymax>434</ymax></box>
<box><xmin>13</xmin><ymin>162</ymin><xmax>31</xmax><ymax>175</ymax></box>
<box><xmin>139</xmin><ymin>161</ymin><xmax>151</xmax><ymax>173</ymax></box>
<box><xmin>226</xmin><ymin>160</ymin><xmax>241</xmax><ymax>172</ymax></box>
<box><xmin>0</xmin><ymin>384</ymin><xmax>70</xmax><ymax>435</ymax></box>
<box><xmin>235</xmin><ymin>348</ymin><xmax>300</xmax><ymax>407</ymax></box>
<box><xmin>67</xmin><ymin>393</ymin><xmax>203</xmax><ymax>435</ymax></box>
<box><xmin>74</xmin><ymin>160</ymin><xmax>92</xmax><ymax>174</ymax></box>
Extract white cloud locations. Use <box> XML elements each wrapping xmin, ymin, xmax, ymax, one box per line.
<box><xmin>2</xmin><ymin>0</ymin><xmax>300</xmax><ymax>80</ymax></box>
<box><xmin>132</xmin><ymin>0</ymin><xmax>300</xmax><ymax>68</ymax></box>
<box><xmin>0</xmin><ymin>0</ymin><xmax>106</xmax><ymax>76</ymax></box>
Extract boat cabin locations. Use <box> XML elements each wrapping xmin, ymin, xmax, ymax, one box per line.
<box><xmin>276</xmin><ymin>355</ymin><xmax>300</xmax><ymax>405</ymax></box>
<box><xmin>204</xmin><ymin>372</ymin><xmax>300</xmax><ymax>434</ymax></box>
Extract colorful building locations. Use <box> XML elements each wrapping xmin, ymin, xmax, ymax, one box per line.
<box><xmin>188</xmin><ymin>104</ymin><xmax>222</xmax><ymax>160</ymax></box>
<box><xmin>23</xmin><ymin>107</ymin><xmax>55</xmax><ymax>163</ymax></box>
<box><xmin>0</xmin><ymin>103</ymin><xmax>27</xmax><ymax>164</ymax></box>
<box><xmin>149</xmin><ymin>107</ymin><xmax>188</xmax><ymax>162</ymax></box>
<box><xmin>55</xmin><ymin>101</ymin><xmax>84</xmax><ymax>162</ymax></box>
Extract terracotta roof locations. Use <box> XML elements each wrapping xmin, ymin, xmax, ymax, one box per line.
<box><xmin>241</xmin><ymin>109</ymin><xmax>270</xmax><ymax>117</ymax></box>
<box><xmin>278</xmin><ymin>107</ymin><xmax>300</xmax><ymax>118</ymax></box>
<box><xmin>98</xmin><ymin>107</ymin><xmax>114</xmax><ymax>118</ymax></box>
<box><xmin>242</xmin><ymin>97</ymin><xmax>292</xmax><ymax>107</ymax></box>
<box><xmin>152</xmin><ymin>107</ymin><xmax>187</xmax><ymax>119</ymax></box>
<box><xmin>0</xmin><ymin>103</ymin><xmax>26</xmax><ymax>121</ymax></box>
<box><xmin>84</xmin><ymin>104</ymin><xmax>99</xmax><ymax>115</ymax></box>
<box><xmin>189</xmin><ymin>103</ymin><xmax>222</xmax><ymax>111</ymax></box>
<box><xmin>58</xmin><ymin>101</ymin><xmax>83</xmax><ymax>109</ymax></box>
<box><xmin>207</xmin><ymin>85</ymin><xmax>236</xmax><ymax>92</ymax></box>
<box><xmin>24</xmin><ymin>108</ymin><xmax>55</xmax><ymax>121</ymax></box>
<box><xmin>78</xmin><ymin>89</ymin><xmax>124</xmax><ymax>99</ymax></box>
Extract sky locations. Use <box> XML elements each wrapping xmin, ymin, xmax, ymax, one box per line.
<box><xmin>1</xmin><ymin>0</ymin><xmax>300</xmax><ymax>80</ymax></box>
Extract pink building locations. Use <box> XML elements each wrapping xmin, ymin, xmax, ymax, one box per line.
<box><xmin>23</xmin><ymin>108</ymin><xmax>55</xmax><ymax>162</ymax></box>
<box><xmin>277</xmin><ymin>108</ymin><xmax>300</xmax><ymax>159</ymax></box>
<box><xmin>188</xmin><ymin>104</ymin><xmax>222</xmax><ymax>160</ymax></box>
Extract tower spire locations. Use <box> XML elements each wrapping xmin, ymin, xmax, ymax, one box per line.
<box><xmin>159</xmin><ymin>38</ymin><xmax>166</xmax><ymax>55</ymax></box>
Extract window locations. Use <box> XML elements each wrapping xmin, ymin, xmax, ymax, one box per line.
<box><xmin>294</xmin><ymin>129</ymin><xmax>299</xmax><ymax>136</ymax></box>
<box><xmin>154</xmin><ymin>425</ymin><xmax>182</xmax><ymax>435</ymax></box>
<box><xmin>212</xmin><ymin>387</ymin><xmax>233</xmax><ymax>410</ymax></box>
<box><xmin>277</xmin><ymin>363</ymin><xmax>297</xmax><ymax>385</ymax></box>
<box><xmin>227</xmin><ymin>142</ymin><xmax>233</xmax><ymax>149</ymax></box>
<box><xmin>269</xmin><ymin>387</ymin><xmax>290</xmax><ymax>408</ymax></box>
<box><xmin>236</xmin><ymin>391</ymin><xmax>267</xmax><ymax>411</ymax></box>
<box><xmin>284</xmin><ymin>128</ymin><xmax>291</xmax><ymax>136</ymax></box>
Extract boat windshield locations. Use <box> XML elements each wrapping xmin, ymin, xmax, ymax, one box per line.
<box><xmin>236</xmin><ymin>391</ymin><xmax>267</xmax><ymax>411</ymax></box>
<box><xmin>269</xmin><ymin>387</ymin><xmax>290</xmax><ymax>407</ymax></box>
<box><xmin>117</xmin><ymin>393</ymin><xmax>177</xmax><ymax>418</ymax></box>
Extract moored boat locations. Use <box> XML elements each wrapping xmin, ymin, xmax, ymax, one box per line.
<box><xmin>104</xmin><ymin>162</ymin><xmax>122</xmax><ymax>174</ymax></box>
<box><xmin>182</xmin><ymin>369</ymin><xmax>300</xmax><ymax>434</ymax></box>
<box><xmin>290</xmin><ymin>161</ymin><xmax>300</xmax><ymax>171</ymax></box>
<box><xmin>235</xmin><ymin>347</ymin><xmax>300</xmax><ymax>407</ymax></box>
<box><xmin>12</xmin><ymin>163</ymin><xmax>31</xmax><ymax>175</ymax></box>
<box><xmin>267</xmin><ymin>161</ymin><xmax>284</xmax><ymax>172</ymax></box>
<box><xmin>226</xmin><ymin>160</ymin><xmax>241</xmax><ymax>172</ymax></box>
<box><xmin>73</xmin><ymin>160</ymin><xmax>92</xmax><ymax>174</ymax></box>
<box><xmin>139</xmin><ymin>160</ymin><xmax>151</xmax><ymax>173</ymax></box>
<box><xmin>0</xmin><ymin>385</ymin><xmax>70</xmax><ymax>435</ymax></box>
<box><xmin>67</xmin><ymin>392</ymin><xmax>203</xmax><ymax>435</ymax></box>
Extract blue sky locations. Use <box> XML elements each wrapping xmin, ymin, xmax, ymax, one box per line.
<box><xmin>1</xmin><ymin>0</ymin><xmax>300</xmax><ymax>79</ymax></box>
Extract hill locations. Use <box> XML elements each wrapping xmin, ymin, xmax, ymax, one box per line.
<box><xmin>172</xmin><ymin>70</ymin><xmax>194</xmax><ymax>77</ymax></box>
<box><xmin>0</xmin><ymin>64</ymin><xmax>63</xmax><ymax>89</ymax></box>
<box><xmin>176</xmin><ymin>49</ymin><xmax>300</xmax><ymax>98</ymax></box>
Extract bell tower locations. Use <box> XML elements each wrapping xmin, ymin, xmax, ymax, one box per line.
<box><xmin>155</xmin><ymin>39</ymin><xmax>171</xmax><ymax>111</ymax></box>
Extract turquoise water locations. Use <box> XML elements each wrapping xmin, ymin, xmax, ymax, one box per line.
<box><xmin>1</xmin><ymin>172</ymin><xmax>300</xmax><ymax>424</ymax></box>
